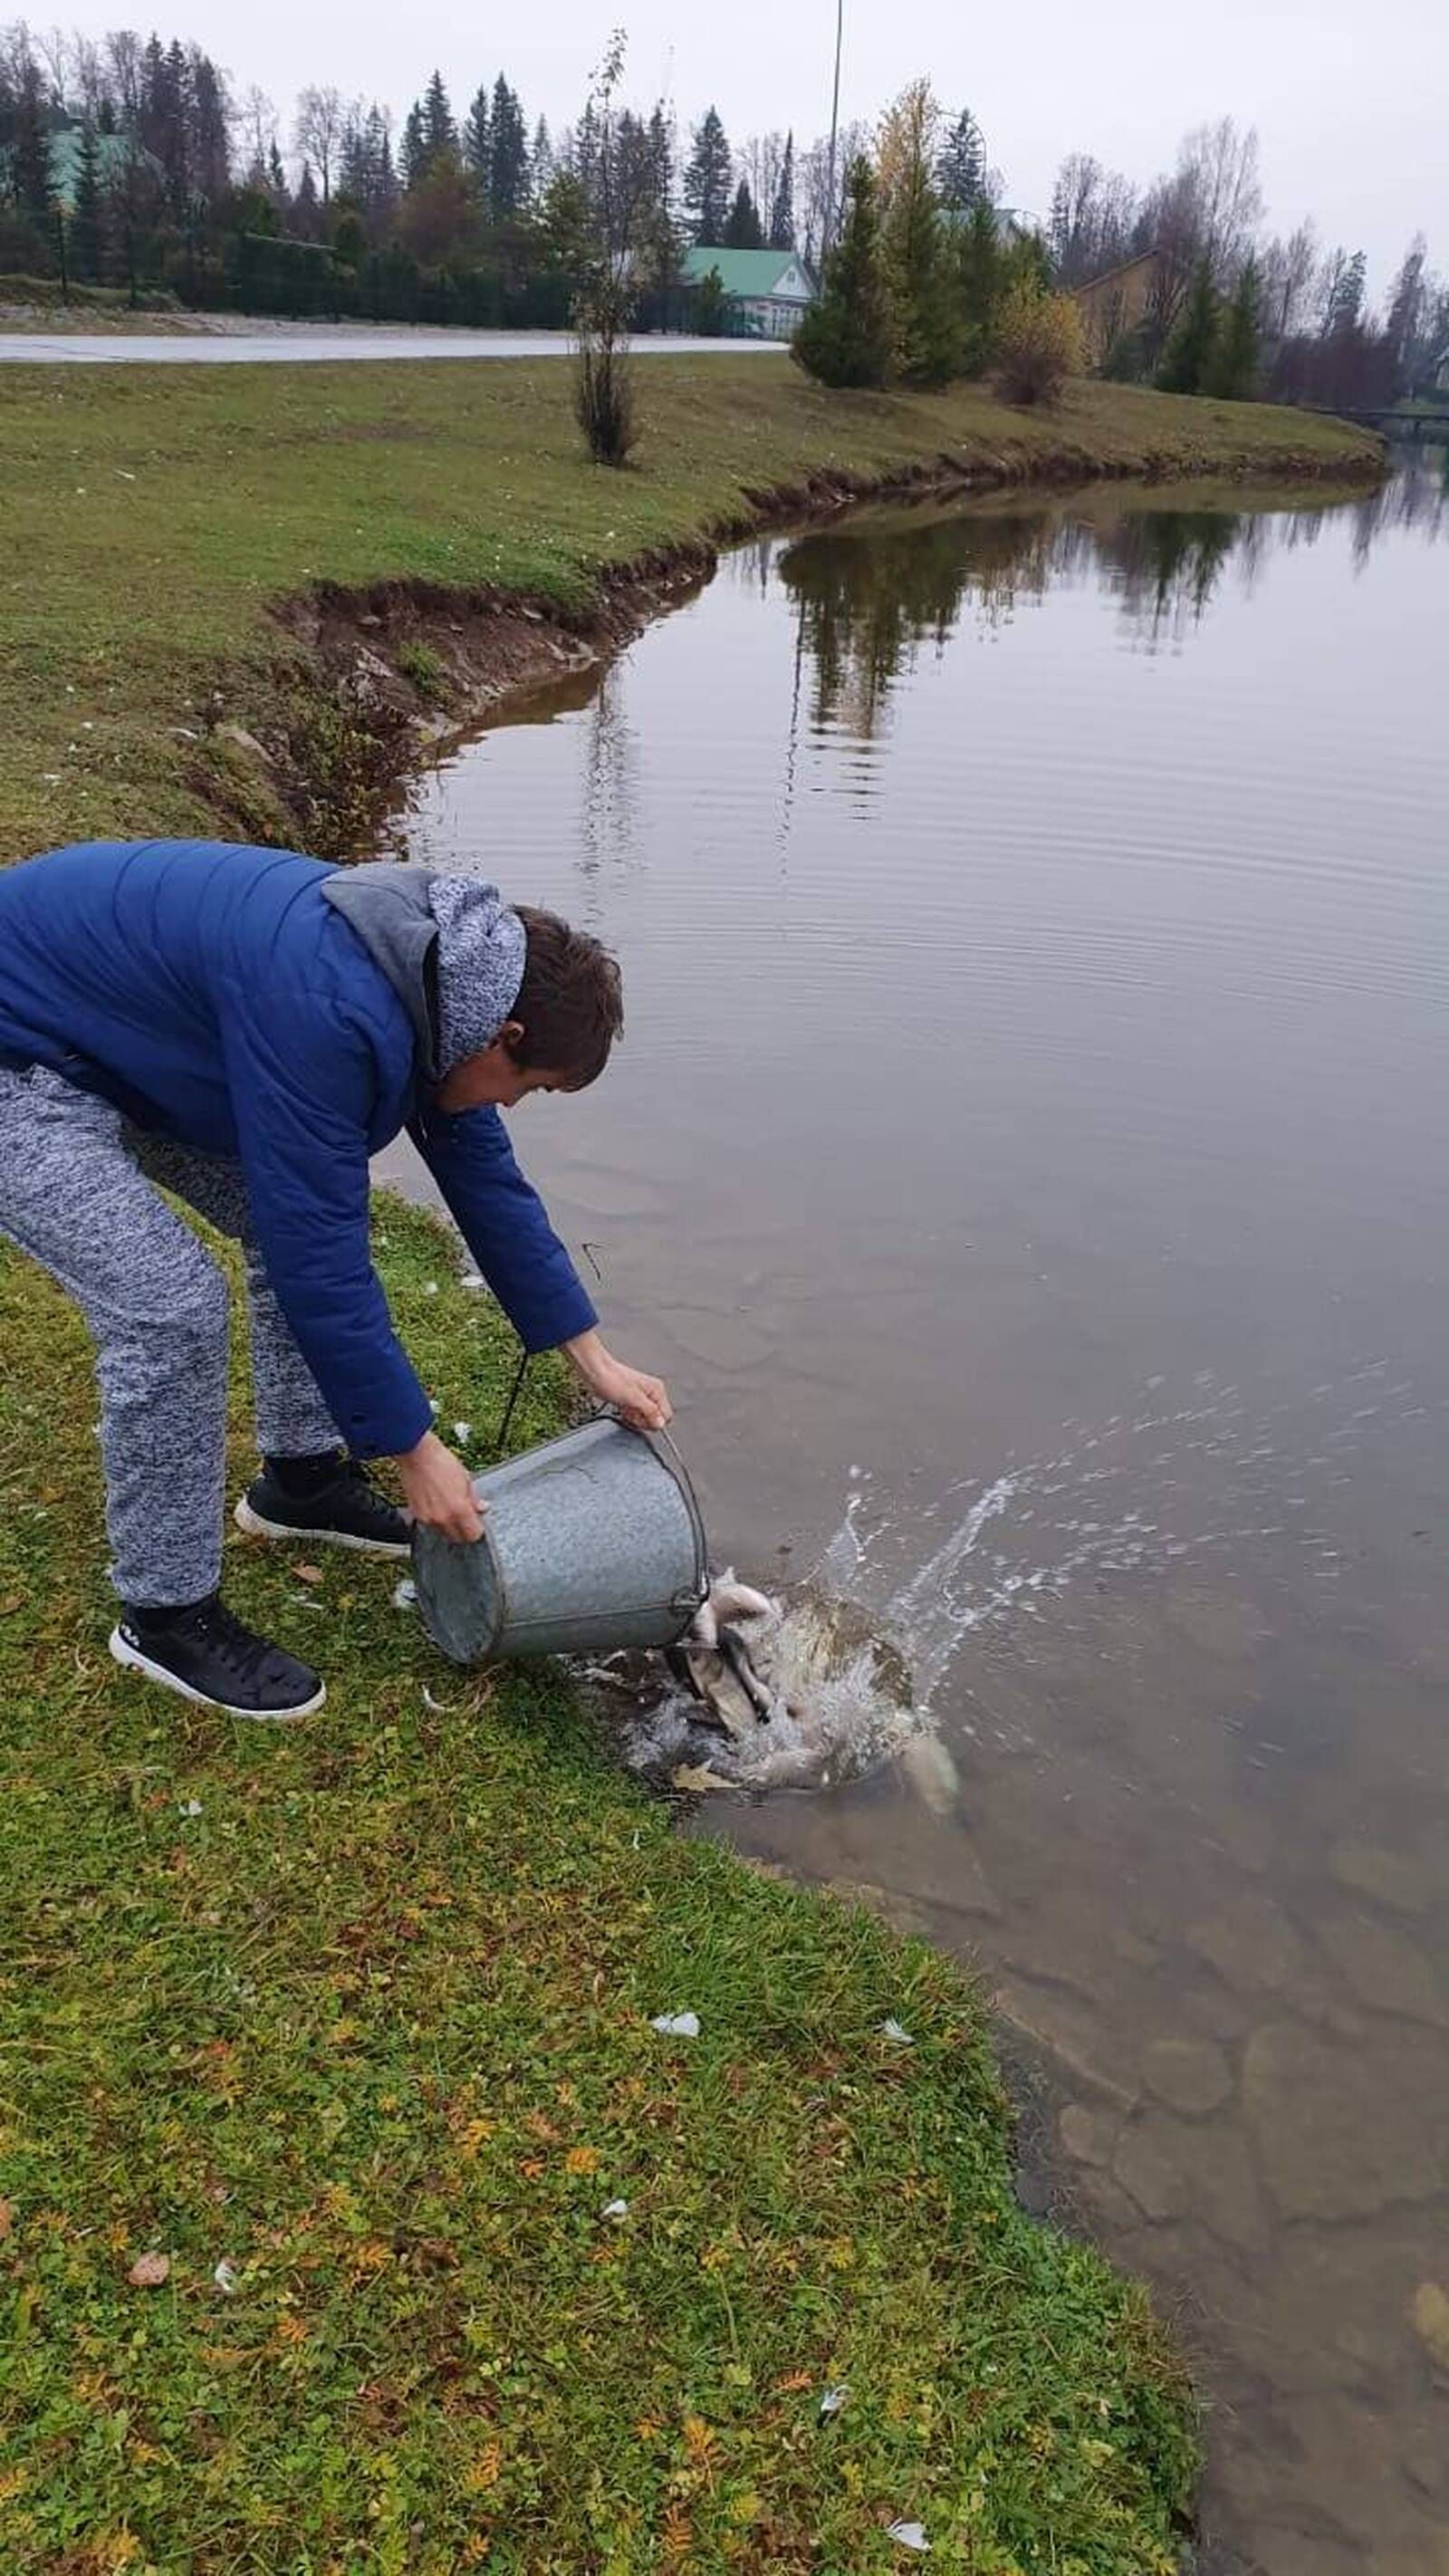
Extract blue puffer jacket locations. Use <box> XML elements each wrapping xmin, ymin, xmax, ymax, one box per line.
<box><xmin>0</xmin><ymin>840</ymin><xmax>597</xmax><ymax>1457</ymax></box>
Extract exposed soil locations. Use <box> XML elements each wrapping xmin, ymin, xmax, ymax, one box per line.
<box><xmin>191</xmin><ymin>437</ymin><xmax>1383</xmax><ymax>858</ymax></box>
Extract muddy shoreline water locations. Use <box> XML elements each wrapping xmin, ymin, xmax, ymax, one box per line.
<box><xmin>195</xmin><ymin>426</ymin><xmax>1382</xmax><ymax>859</ymax></box>
<box><xmin>380</xmin><ymin>451</ymin><xmax>1449</xmax><ymax>2576</ymax></box>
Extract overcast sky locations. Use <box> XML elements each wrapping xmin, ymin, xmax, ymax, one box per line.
<box><xmin>56</xmin><ymin>0</ymin><xmax>1444</xmax><ymax>292</ymax></box>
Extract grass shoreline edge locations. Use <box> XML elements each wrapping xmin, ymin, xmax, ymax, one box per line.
<box><xmin>0</xmin><ymin>354</ymin><xmax>1380</xmax><ymax>860</ymax></box>
<box><xmin>0</xmin><ymin>1190</ymin><xmax>1201</xmax><ymax>2571</ymax></box>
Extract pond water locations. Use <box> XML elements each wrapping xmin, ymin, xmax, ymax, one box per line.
<box><xmin>398</xmin><ymin>456</ymin><xmax>1449</xmax><ymax>2574</ymax></box>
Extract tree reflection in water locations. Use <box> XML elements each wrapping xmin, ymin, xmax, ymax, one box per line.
<box><xmin>772</xmin><ymin>447</ymin><xmax>1444</xmax><ymax>743</ymax></box>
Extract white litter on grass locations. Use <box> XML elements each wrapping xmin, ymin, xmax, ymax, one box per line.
<box><xmin>887</xmin><ymin>2523</ymin><xmax>930</xmax><ymax>2554</ymax></box>
<box><xmin>392</xmin><ymin>1577</ymin><xmax>417</xmax><ymax>1611</ymax></box>
<box><xmin>178</xmin><ymin>1798</ymin><xmax>203</xmax><ymax>1819</ymax></box>
<box><xmin>213</xmin><ymin>2259</ymin><xmax>239</xmax><ymax>2296</ymax></box>
<box><xmin>421</xmin><ymin>1687</ymin><xmax>449</xmax><ymax>1714</ymax></box>
<box><xmin>460</xmin><ymin>1271</ymin><xmax>486</xmax><ymax>1291</ymax></box>
<box><xmin>452</xmin><ymin>1421</ymin><xmax>472</xmax><ymax>1445</ymax></box>
<box><xmin>601</xmin><ymin>2198</ymin><xmax>629</xmax><ymax>2222</ymax></box>
<box><xmin>649</xmin><ymin>2011</ymin><xmax>700</xmax><ymax>2039</ymax></box>
<box><xmin>878</xmin><ymin>2019</ymin><xmax>915</xmax><ymax>2046</ymax></box>
<box><xmin>424</xmin><ymin>1281</ymin><xmax>439</xmax><ymax>1297</ymax></box>
<box><xmin>820</xmin><ymin>2385</ymin><xmax>849</xmax><ymax>2417</ymax></box>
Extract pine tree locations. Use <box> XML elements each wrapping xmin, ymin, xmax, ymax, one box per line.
<box><xmin>293</xmin><ymin>161</ymin><xmax>321</xmax><ymax>240</ymax></box>
<box><xmin>400</xmin><ymin>101</ymin><xmax>428</xmax><ymax>192</ymax></box>
<box><xmin>10</xmin><ymin>71</ymin><xmax>53</xmax><ymax>221</ymax></box>
<box><xmin>1384</xmin><ymin>235</ymin><xmax>1427</xmax><ymax>393</ymax></box>
<box><xmin>683</xmin><ymin>105</ymin><xmax>732</xmax><ymax>244</ymax></box>
<box><xmin>1204</xmin><ymin>259</ymin><xmax>1260</xmax><ymax>399</ymax></box>
<box><xmin>936</xmin><ymin>107</ymin><xmax>986</xmax><ymax>213</ymax></box>
<box><xmin>157</xmin><ymin>38</ymin><xmax>193</xmax><ymax>212</ymax></box>
<box><xmin>1321</xmin><ymin>247</ymin><xmax>1367</xmax><ymax>336</ymax></box>
<box><xmin>769</xmin><ymin>131</ymin><xmax>794</xmax><ymax>250</ymax></box>
<box><xmin>189</xmin><ymin>50</ymin><xmax>230</xmax><ymax>202</ymax></box>
<box><xmin>464</xmin><ymin>84</ymin><xmax>491</xmax><ymax>199</ymax></box>
<box><xmin>71</xmin><ymin>120</ymin><xmax>105</xmax><ymax>279</ymax></box>
<box><xmin>373</xmin><ymin>120</ymin><xmax>398</xmax><ymax>226</ymax></box>
<box><xmin>403</xmin><ymin>71</ymin><xmax>456</xmax><ymax>189</ymax></box>
<box><xmin>489</xmin><ymin>76</ymin><xmax>528</xmax><ymax>220</ymax></box>
<box><xmin>792</xmin><ymin>156</ymin><xmax>894</xmax><ymax>388</ymax></box>
<box><xmin>879</xmin><ymin>84</ymin><xmax>961</xmax><ymax>387</ymax></box>
<box><xmin>531</xmin><ymin>116</ymin><xmax>553</xmax><ymax>193</ymax></box>
<box><xmin>722</xmin><ymin>178</ymin><xmax>763</xmax><ymax>249</ymax></box>
<box><xmin>1156</xmin><ymin>257</ymin><xmax>1219</xmax><ymax>393</ymax></box>
<box><xmin>955</xmin><ymin>199</ymin><xmax>1006</xmax><ymax>374</ymax></box>
<box><xmin>693</xmin><ymin>262</ymin><xmax>728</xmax><ymax>334</ymax></box>
<box><xmin>423</xmin><ymin>71</ymin><xmax>456</xmax><ymax>165</ymax></box>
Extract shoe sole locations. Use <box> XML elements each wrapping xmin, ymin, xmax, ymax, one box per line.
<box><xmin>233</xmin><ymin>1497</ymin><xmax>411</xmax><ymax>1558</ymax></box>
<box><xmin>109</xmin><ymin>1626</ymin><xmax>326</xmax><ymax>1723</ymax></box>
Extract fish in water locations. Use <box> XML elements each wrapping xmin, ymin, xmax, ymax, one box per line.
<box><xmin>665</xmin><ymin>1568</ymin><xmax>781</xmax><ymax>1727</ymax></box>
<box><xmin>590</xmin><ymin>1582</ymin><xmax>924</xmax><ymax>1794</ymax></box>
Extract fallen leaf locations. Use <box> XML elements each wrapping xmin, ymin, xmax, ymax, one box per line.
<box><xmin>671</xmin><ymin>1762</ymin><xmax>734</xmax><ymax>1794</ymax></box>
<box><xmin>0</xmin><ymin>2198</ymin><xmax>11</xmax><ymax>2239</ymax></box>
<box><xmin>128</xmin><ymin>2251</ymin><xmax>170</xmax><ymax>2288</ymax></box>
<box><xmin>650</xmin><ymin>2011</ymin><xmax>700</xmax><ymax>2039</ymax></box>
<box><xmin>293</xmin><ymin>1563</ymin><xmax>324</xmax><ymax>1586</ymax></box>
<box><xmin>772</xmin><ymin>2369</ymin><xmax>813</xmax><ymax>2394</ymax></box>
<box><xmin>0</xmin><ymin>1594</ymin><xmax>24</xmax><ymax>1617</ymax></box>
<box><xmin>887</xmin><ymin>2522</ymin><xmax>930</xmax><ymax>2554</ymax></box>
<box><xmin>1412</xmin><ymin>2281</ymin><xmax>1449</xmax><ymax>2370</ymax></box>
<box><xmin>564</xmin><ymin>2145</ymin><xmax>600</xmax><ymax>2177</ymax></box>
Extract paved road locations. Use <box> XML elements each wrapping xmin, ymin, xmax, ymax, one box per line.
<box><xmin>0</xmin><ymin>326</ymin><xmax>786</xmax><ymax>366</ymax></box>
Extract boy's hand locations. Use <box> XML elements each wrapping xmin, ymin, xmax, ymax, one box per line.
<box><xmin>564</xmin><ymin>1330</ymin><xmax>674</xmax><ymax>1432</ymax></box>
<box><xmin>397</xmin><ymin>1429</ymin><xmax>486</xmax><ymax>1543</ymax></box>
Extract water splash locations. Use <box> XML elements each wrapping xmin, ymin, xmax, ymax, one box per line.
<box><xmin>599</xmin><ymin>1359</ymin><xmax>1425</xmax><ymax>1799</ymax></box>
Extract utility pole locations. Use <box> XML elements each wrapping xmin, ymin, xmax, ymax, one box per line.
<box><xmin>821</xmin><ymin>0</ymin><xmax>843</xmax><ymax>264</ymax></box>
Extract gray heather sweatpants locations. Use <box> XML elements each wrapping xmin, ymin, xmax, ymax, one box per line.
<box><xmin>0</xmin><ymin>1064</ymin><xmax>340</xmax><ymax>1607</ymax></box>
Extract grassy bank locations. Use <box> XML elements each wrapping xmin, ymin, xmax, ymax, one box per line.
<box><xmin>0</xmin><ymin>353</ymin><xmax>1378</xmax><ymax>857</ymax></box>
<box><xmin>0</xmin><ymin>1195</ymin><xmax>1197</xmax><ymax>2571</ymax></box>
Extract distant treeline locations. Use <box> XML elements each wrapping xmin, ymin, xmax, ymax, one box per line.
<box><xmin>0</xmin><ymin>22</ymin><xmax>863</xmax><ymax>327</ymax></box>
<box><xmin>0</xmin><ymin>19</ymin><xmax>1443</xmax><ymax>408</ymax></box>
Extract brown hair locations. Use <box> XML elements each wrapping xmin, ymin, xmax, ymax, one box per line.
<box><xmin>510</xmin><ymin>906</ymin><xmax>624</xmax><ymax>1089</ymax></box>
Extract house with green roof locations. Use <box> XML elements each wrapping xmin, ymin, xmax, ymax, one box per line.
<box><xmin>680</xmin><ymin>245</ymin><xmax>816</xmax><ymax>340</ymax></box>
<box><xmin>46</xmin><ymin>126</ymin><xmax>157</xmax><ymax>211</ymax></box>
<box><xmin>0</xmin><ymin>124</ymin><xmax>162</xmax><ymax>215</ymax></box>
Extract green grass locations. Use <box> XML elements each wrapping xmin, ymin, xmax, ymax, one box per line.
<box><xmin>0</xmin><ymin>353</ymin><xmax>1378</xmax><ymax>856</ymax></box>
<box><xmin>0</xmin><ymin>1195</ymin><xmax>1196</xmax><ymax>2573</ymax></box>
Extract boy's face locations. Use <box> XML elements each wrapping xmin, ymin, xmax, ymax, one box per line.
<box><xmin>437</xmin><ymin>1031</ymin><xmax>569</xmax><ymax>1112</ymax></box>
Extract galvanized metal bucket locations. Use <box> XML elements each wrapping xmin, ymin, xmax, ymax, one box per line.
<box><xmin>411</xmin><ymin>1415</ymin><xmax>709</xmax><ymax>1667</ymax></box>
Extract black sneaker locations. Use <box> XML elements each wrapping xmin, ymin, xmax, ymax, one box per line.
<box><xmin>110</xmin><ymin>1597</ymin><xmax>325</xmax><ymax>1721</ymax></box>
<box><xmin>235</xmin><ymin>1457</ymin><xmax>410</xmax><ymax>1558</ymax></box>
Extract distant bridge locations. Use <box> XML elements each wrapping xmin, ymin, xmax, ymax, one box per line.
<box><xmin>1310</xmin><ymin>405</ymin><xmax>1449</xmax><ymax>438</ymax></box>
